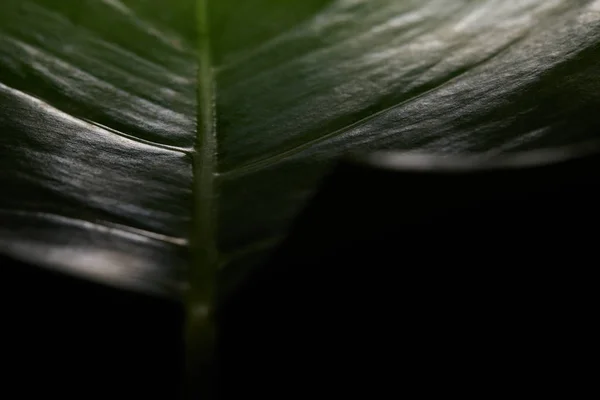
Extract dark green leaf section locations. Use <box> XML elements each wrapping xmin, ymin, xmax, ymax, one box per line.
<box><xmin>212</xmin><ymin>1</ymin><xmax>600</xmax><ymax>288</ymax></box>
<box><xmin>2</xmin><ymin>0</ymin><xmax>600</xmax><ymax>300</ymax></box>
<box><xmin>0</xmin><ymin>0</ymin><xmax>196</xmax><ymax>297</ymax></box>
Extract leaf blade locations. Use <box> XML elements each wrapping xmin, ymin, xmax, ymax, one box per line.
<box><xmin>213</xmin><ymin>0</ymin><xmax>600</xmax><ymax>286</ymax></box>
<box><xmin>0</xmin><ymin>0</ymin><xmax>197</xmax><ymax>296</ymax></box>
<box><xmin>2</xmin><ymin>0</ymin><xmax>600</xmax><ymax>302</ymax></box>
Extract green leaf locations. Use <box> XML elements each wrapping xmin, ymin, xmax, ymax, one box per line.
<box><xmin>212</xmin><ymin>0</ymin><xmax>600</xmax><ymax>296</ymax></box>
<box><xmin>0</xmin><ymin>0</ymin><xmax>197</xmax><ymax>296</ymax></box>
<box><xmin>2</xmin><ymin>0</ymin><xmax>600</xmax><ymax>386</ymax></box>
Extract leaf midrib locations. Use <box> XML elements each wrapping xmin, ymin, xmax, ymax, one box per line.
<box><xmin>185</xmin><ymin>0</ymin><xmax>218</xmax><ymax>393</ymax></box>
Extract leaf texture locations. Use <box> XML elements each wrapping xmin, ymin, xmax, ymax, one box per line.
<box><xmin>1</xmin><ymin>0</ymin><xmax>600</xmax><ymax>299</ymax></box>
<box><xmin>212</xmin><ymin>0</ymin><xmax>600</xmax><ymax>295</ymax></box>
<box><xmin>0</xmin><ymin>0</ymin><xmax>196</xmax><ymax>296</ymax></box>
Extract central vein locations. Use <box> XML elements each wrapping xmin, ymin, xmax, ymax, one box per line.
<box><xmin>186</xmin><ymin>0</ymin><xmax>218</xmax><ymax>396</ymax></box>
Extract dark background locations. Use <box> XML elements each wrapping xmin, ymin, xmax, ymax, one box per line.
<box><xmin>3</xmin><ymin>152</ymin><xmax>598</xmax><ymax>398</ymax></box>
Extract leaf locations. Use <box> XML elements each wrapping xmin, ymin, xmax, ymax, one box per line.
<box><xmin>0</xmin><ymin>0</ymin><xmax>197</xmax><ymax>297</ymax></box>
<box><xmin>211</xmin><ymin>0</ymin><xmax>600</xmax><ymax>296</ymax></box>
<box><xmin>2</xmin><ymin>0</ymin><xmax>600</xmax><ymax>339</ymax></box>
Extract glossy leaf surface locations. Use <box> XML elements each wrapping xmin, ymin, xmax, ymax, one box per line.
<box><xmin>2</xmin><ymin>0</ymin><xmax>600</xmax><ymax>299</ymax></box>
